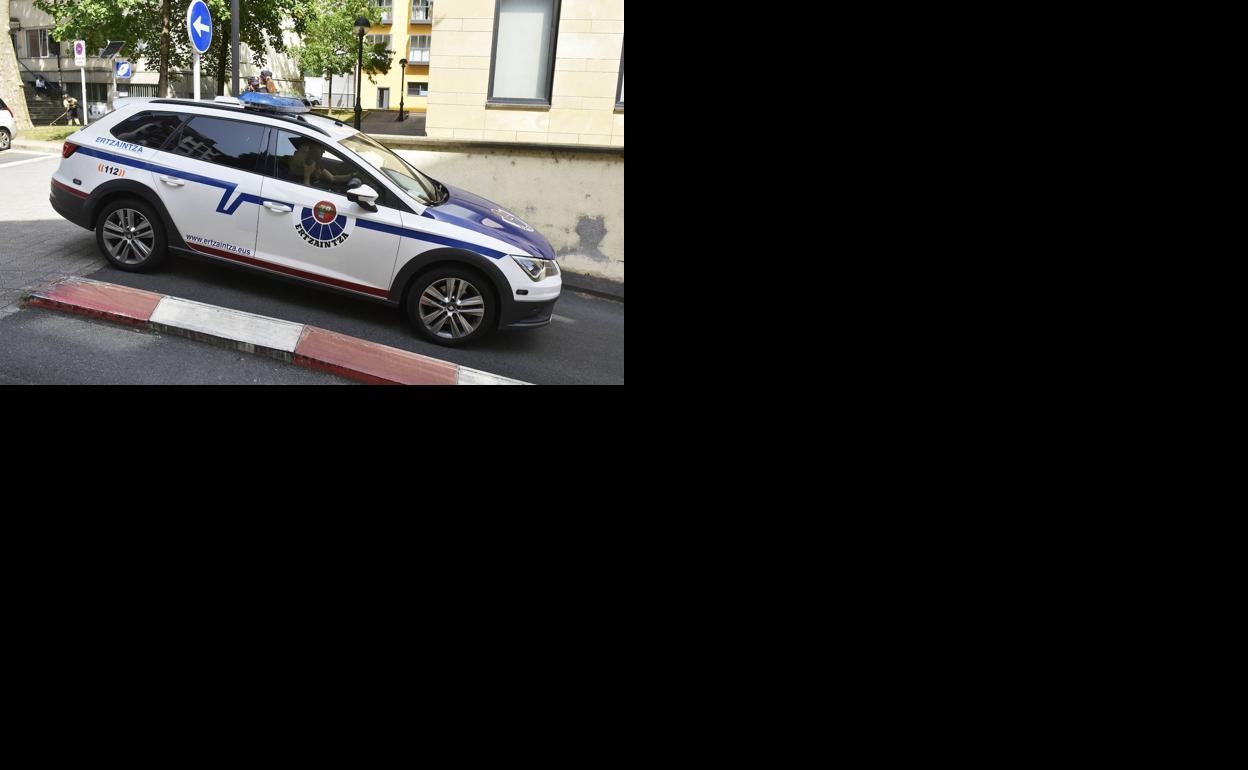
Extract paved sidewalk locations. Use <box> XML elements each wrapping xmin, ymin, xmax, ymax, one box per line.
<box><xmin>361</xmin><ymin>111</ymin><xmax>426</xmax><ymax>137</ymax></box>
<box><xmin>0</xmin><ymin>150</ymin><xmax>105</xmax><ymax>318</ymax></box>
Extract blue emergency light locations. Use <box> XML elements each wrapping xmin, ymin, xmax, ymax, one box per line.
<box><xmin>239</xmin><ymin>91</ymin><xmax>311</xmax><ymax>114</ymax></box>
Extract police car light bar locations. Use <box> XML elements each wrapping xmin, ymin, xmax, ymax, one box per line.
<box><xmin>239</xmin><ymin>91</ymin><xmax>310</xmax><ymax>114</ymax></box>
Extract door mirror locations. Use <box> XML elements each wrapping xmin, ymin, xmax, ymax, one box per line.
<box><xmin>346</xmin><ymin>179</ymin><xmax>379</xmax><ymax>211</ymax></box>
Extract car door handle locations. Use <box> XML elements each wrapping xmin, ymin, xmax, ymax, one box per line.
<box><xmin>263</xmin><ymin>201</ymin><xmax>292</xmax><ymax>213</ymax></box>
<box><xmin>158</xmin><ymin>175</ymin><xmax>185</xmax><ymax>187</ymax></box>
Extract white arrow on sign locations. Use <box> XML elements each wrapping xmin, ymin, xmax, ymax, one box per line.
<box><xmin>194</xmin><ymin>16</ymin><xmax>210</xmax><ymax>36</ymax></box>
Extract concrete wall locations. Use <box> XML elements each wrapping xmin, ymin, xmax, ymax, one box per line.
<box><xmin>390</xmin><ymin>139</ymin><xmax>623</xmax><ymax>283</ymax></box>
<box><xmin>427</xmin><ymin>0</ymin><xmax>624</xmax><ymax>147</ymax></box>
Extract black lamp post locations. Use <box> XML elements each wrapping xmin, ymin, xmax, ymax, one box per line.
<box><xmin>396</xmin><ymin>59</ymin><xmax>408</xmax><ymax>121</ymax></box>
<box><xmin>354</xmin><ymin>16</ymin><xmax>370</xmax><ymax>129</ymax></box>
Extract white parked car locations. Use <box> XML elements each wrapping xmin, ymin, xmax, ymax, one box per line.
<box><xmin>0</xmin><ymin>96</ymin><xmax>16</xmax><ymax>151</ymax></box>
<box><xmin>49</xmin><ymin>93</ymin><xmax>561</xmax><ymax>345</ymax></box>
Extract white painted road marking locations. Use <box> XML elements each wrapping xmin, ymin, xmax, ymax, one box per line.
<box><xmin>149</xmin><ymin>296</ymin><xmax>305</xmax><ymax>352</ymax></box>
<box><xmin>0</xmin><ymin>154</ymin><xmax>60</xmax><ymax>170</ymax></box>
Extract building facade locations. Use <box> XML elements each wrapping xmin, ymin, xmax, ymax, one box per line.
<box><xmin>425</xmin><ymin>0</ymin><xmax>623</xmax><ymax>146</ymax></box>
<box><xmin>7</xmin><ymin>1</ymin><xmax>301</xmax><ymax>123</ymax></box>
<box><xmin>348</xmin><ymin>0</ymin><xmax>433</xmax><ymax>114</ymax></box>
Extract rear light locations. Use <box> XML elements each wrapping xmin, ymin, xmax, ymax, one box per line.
<box><xmin>62</xmin><ymin>142</ymin><xmax>78</xmax><ymax>158</ymax></box>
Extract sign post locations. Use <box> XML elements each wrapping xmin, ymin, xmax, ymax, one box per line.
<box><xmin>73</xmin><ymin>40</ymin><xmax>88</xmax><ymax>126</ymax></box>
<box><xmin>186</xmin><ymin>0</ymin><xmax>213</xmax><ymax>101</ymax></box>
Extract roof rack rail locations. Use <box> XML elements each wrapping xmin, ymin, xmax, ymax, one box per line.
<box><xmin>149</xmin><ymin>98</ymin><xmax>331</xmax><ymax>137</ymax></box>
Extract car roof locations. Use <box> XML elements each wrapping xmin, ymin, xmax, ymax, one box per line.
<box><xmin>142</xmin><ymin>98</ymin><xmax>357</xmax><ymax>142</ymax></box>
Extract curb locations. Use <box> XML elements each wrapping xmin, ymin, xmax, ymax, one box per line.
<box><xmin>10</xmin><ymin>139</ymin><xmax>66</xmax><ymax>153</ymax></box>
<box><xmin>560</xmin><ymin>270</ymin><xmax>624</xmax><ymax>301</ymax></box>
<box><xmin>26</xmin><ymin>277</ymin><xmax>528</xmax><ymax>385</ymax></box>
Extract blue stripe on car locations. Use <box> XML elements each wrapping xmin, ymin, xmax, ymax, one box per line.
<box><xmin>78</xmin><ymin>145</ymin><xmax>510</xmax><ymax>259</ymax></box>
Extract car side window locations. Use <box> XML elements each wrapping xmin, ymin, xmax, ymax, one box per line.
<box><xmin>110</xmin><ymin>111</ymin><xmax>186</xmax><ymax>150</ymax></box>
<box><xmin>271</xmin><ymin>130</ymin><xmax>379</xmax><ymax>199</ymax></box>
<box><xmin>168</xmin><ymin>116</ymin><xmax>266</xmax><ymax>173</ymax></box>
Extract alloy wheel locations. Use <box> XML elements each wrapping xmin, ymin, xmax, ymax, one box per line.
<box><xmin>419</xmin><ymin>277</ymin><xmax>485</xmax><ymax>339</ymax></box>
<box><xmin>102</xmin><ymin>208</ymin><xmax>156</xmax><ymax>265</ymax></box>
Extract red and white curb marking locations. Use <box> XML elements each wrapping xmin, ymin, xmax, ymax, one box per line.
<box><xmin>26</xmin><ymin>277</ymin><xmax>527</xmax><ymax>385</ymax></box>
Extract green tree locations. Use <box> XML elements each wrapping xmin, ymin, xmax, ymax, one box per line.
<box><xmin>289</xmin><ymin>0</ymin><xmax>391</xmax><ymax>105</ymax></box>
<box><xmin>34</xmin><ymin>0</ymin><xmax>191</xmax><ymax>97</ymax></box>
<box><xmin>204</xmin><ymin>0</ymin><xmax>304</xmax><ymax>96</ymax></box>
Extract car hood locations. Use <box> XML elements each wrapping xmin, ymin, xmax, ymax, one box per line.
<box><xmin>423</xmin><ymin>182</ymin><xmax>556</xmax><ymax>261</ymax></box>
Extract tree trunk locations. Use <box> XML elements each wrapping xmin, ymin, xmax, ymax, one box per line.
<box><xmin>216</xmin><ymin>32</ymin><xmax>227</xmax><ymax>96</ymax></box>
<box><xmin>158</xmin><ymin>0</ymin><xmax>171</xmax><ymax>97</ymax></box>
<box><xmin>0</xmin><ymin>0</ymin><xmax>34</xmax><ymax>129</ymax></box>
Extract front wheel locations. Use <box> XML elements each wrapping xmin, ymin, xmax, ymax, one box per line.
<box><xmin>95</xmin><ymin>198</ymin><xmax>168</xmax><ymax>272</ymax></box>
<box><xmin>407</xmin><ymin>268</ymin><xmax>497</xmax><ymax>346</ymax></box>
<box><xmin>0</xmin><ymin>129</ymin><xmax>11</xmax><ymax>151</ymax></box>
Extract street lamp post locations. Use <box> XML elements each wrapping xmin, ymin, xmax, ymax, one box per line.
<box><xmin>354</xmin><ymin>16</ymin><xmax>370</xmax><ymax>130</ymax></box>
<box><xmin>397</xmin><ymin>58</ymin><xmax>407</xmax><ymax>121</ymax></box>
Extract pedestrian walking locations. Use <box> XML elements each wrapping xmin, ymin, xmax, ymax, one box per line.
<box><xmin>63</xmin><ymin>95</ymin><xmax>79</xmax><ymax>126</ymax></box>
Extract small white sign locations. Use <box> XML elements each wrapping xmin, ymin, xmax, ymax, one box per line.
<box><xmin>73</xmin><ymin>39</ymin><xmax>86</xmax><ymax>67</ymax></box>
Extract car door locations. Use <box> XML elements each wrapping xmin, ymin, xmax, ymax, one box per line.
<box><xmin>253</xmin><ymin>129</ymin><xmax>403</xmax><ymax>298</ymax></box>
<box><xmin>150</xmin><ymin>114</ymin><xmax>267</xmax><ymax>261</ymax></box>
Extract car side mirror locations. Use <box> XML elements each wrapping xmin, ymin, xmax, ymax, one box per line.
<box><xmin>346</xmin><ymin>179</ymin><xmax>379</xmax><ymax>211</ymax></box>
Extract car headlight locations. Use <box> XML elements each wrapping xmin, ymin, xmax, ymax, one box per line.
<box><xmin>511</xmin><ymin>256</ymin><xmax>560</xmax><ymax>281</ymax></box>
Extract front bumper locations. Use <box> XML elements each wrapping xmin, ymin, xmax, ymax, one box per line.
<box><xmin>500</xmin><ymin>297</ymin><xmax>558</xmax><ymax>328</ymax></box>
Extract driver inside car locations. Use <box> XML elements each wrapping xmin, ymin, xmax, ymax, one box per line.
<box><xmin>288</xmin><ymin>138</ymin><xmax>354</xmax><ymax>190</ymax></box>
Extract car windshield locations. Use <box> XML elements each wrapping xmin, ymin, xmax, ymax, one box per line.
<box><xmin>340</xmin><ymin>133</ymin><xmax>444</xmax><ymax>206</ymax></box>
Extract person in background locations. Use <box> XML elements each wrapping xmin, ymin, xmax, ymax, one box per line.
<box><xmin>246</xmin><ymin>76</ymin><xmax>260</xmax><ymax>93</ymax></box>
<box><xmin>260</xmin><ymin>69</ymin><xmax>278</xmax><ymax>94</ymax></box>
<box><xmin>63</xmin><ymin>95</ymin><xmax>79</xmax><ymax>126</ymax></box>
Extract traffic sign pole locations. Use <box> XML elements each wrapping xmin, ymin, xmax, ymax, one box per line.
<box><xmin>73</xmin><ymin>40</ymin><xmax>89</xmax><ymax>126</ymax></box>
<box><xmin>186</xmin><ymin>0</ymin><xmax>213</xmax><ymax>100</ymax></box>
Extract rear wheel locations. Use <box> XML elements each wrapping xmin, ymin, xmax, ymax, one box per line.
<box><xmin>95</xmin><ymin>198</ymin><xmax>168</xmax><ymax>272</ymax></box>
<box><xmin>0</xmin><ymin>129</ymin><xmax>11</xmax><ymax>151</ymax></box>
<box><xmin>407</xmin><ymin>267</ymin><xmax>497</xmax><ymax>346</ymax></box>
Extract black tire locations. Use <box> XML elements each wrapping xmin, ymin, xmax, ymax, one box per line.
<box><xmin>406</xmin><ymin>266</ymin><xmax>498</xmax><ymax>346</ymax></box>
<box><xmin>0</xmin><ymin>128</ymin><xmax>10</xmax><ymax>151</ymax></box>
<box><xmin>95</xmin><ymin>197</ymin><xmax>169</xmax><ymax>272</ymax></box>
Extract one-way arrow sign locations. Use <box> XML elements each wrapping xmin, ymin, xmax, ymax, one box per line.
<box><xmin>186</xmin><ymin>0</ymin><xmax>213</xmax><ymax>54</ymax></box>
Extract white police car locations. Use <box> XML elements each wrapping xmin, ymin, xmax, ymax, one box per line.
<box><xmin>48</xmin><ymin>93</ymin><xmax>561</xmax><ymax>345</ymax></box>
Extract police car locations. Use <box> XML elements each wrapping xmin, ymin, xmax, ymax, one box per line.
<box><xmin>48</xmin><ymin>93</ymin><xmax>561</xmax><ymax>345</ymax></box>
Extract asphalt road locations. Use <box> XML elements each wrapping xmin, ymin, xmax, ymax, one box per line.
<box><xmin>87</xmin><ymin>257</ymin><xmax>625</xmax><ymax>385</ymax></box>
<box><xmin>0</xmin><ymin>307</ymin><xmax>350</xmax><ymax>385</ymax></box>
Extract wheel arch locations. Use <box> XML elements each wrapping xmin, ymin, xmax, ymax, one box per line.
<box><xmin>85</xmin><ymin>179</ymin><xmax>180</xmax><ymax>242</ymax></box>
<box><xmin>392</xmin><ymin>248</ymin><xmax>511</xmax><ymax>326</ymax></box>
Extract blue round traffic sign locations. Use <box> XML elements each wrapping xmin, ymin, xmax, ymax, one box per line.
<box><xmin>115</xmin><ymin>61</ymin><xmax>132</xmax><ymax>78</ymax></box>
<box><xmin>186</xmin><ymin>0</ymin><xmax>213</xmax><ymax>54</ymax></box>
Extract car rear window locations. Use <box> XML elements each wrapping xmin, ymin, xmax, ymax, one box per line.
<box><xmin>168</xmin><ymin>116</ymin><xmax>266</xmax><ymax>173</ymax></box>
<box><xmin>0</xmin><ymin>97</ymin><xmax>8</xmax><ymax>110</ymax></box>
<box><xmin>110</xmin><ymin>111</ymin><xmax>185</xmax><ymax>149</ymax></box>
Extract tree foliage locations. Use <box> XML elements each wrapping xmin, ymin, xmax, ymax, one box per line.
<box><xmin>290</xmin><ymin>0</ymin><xmax>392</xmax><ymax>82</ymax></box>
<box><xmin>34</xmin><ymin>0</ymin><xmax>305</xmax><ymax>95</ymax></box>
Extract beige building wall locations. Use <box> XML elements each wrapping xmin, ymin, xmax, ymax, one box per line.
<box><xmin>426</xmin><ymin>0</ymin><xmax>624</xmax><ymax>146</ymax></box>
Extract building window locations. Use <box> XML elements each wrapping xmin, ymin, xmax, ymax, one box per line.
<box><xmin>372</xmin><ymin>0</ymin><xmax>394</xmax><ymax>25</ymax></box>
<box><xmin>408</xmin><ymin>35</ymin><xmax>430</xmax><ymax>64</ymax></box>
<box><xmin>25</xmin><ymin>29</ymin><xmax>53</xmax><ymax>59</ymax></box>
<box><xmin>488</xmin><ymin>0</ymin><xmax>560</xmax><ymax>105</ymax></box>
<box><xmin>365</xmin><ymin>34</ymin><xmax>392</xmax><ymax>50</ymax></box>
<box><xmin>407</xmin><ymin>81</ymin><xmax>428</xmax><ymax>97</ymax></box>
<box><xmin>411</xmin><ymin>0</ymin><xmax>431</xmax><ymax>22</ymax></box>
